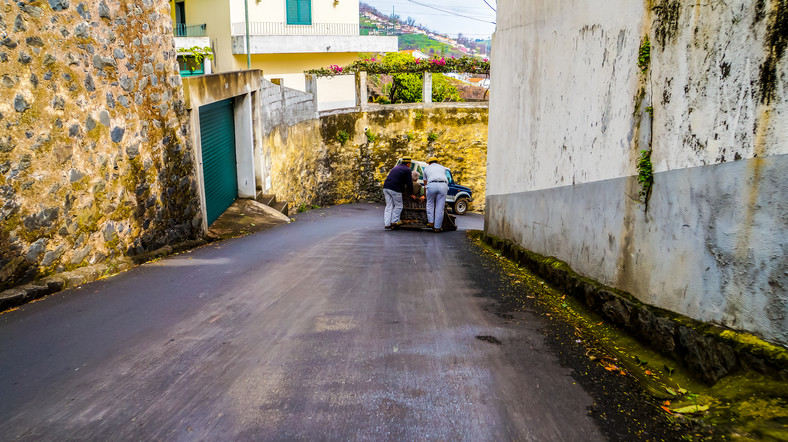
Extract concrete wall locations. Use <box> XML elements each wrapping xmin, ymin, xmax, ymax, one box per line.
<box><xmin>0</xmin><ymin>0</ymin><xmax>201</xmax><ymax>290</ymax></box>
<box><xmin>486</xmin><ymin>0</ymin><xmax>788</xmax><ymax>344</ymax></box>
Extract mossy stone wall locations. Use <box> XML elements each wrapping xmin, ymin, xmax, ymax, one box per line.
<box><xmin>0</xmin><ymin>0</ymin><xmax>201</xmax><ymax>290</ymax></box>
<box><xmin>309</xmin><ymin>103</ymin><xmax>489</xmax><ymax>211</ymax></box>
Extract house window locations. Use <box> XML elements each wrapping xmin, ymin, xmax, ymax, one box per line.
<box><xmin>177</xmin><ymin>55</ymin><xmax>204</xmax><ymax>76</ymax></box>
<box><xmin>286</xmin><ymin>0</ymin><xmax>311</xmax><ymax>25</ymax></box>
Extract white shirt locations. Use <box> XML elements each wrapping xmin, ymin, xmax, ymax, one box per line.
<box><xmin>424</xmin><ymin>163</ymin><xmax>448</xmax><ymax>185</ymax></box>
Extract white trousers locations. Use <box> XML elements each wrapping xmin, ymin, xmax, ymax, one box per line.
<box><xmin>383</xmin><ymin>189</ymin><xmax>403</xmax><ymax>226</ymax></box>
<box><xmin>426</xmin><ymin>183</ymin><xmax>448</xmax><ymax>229</ymax></box>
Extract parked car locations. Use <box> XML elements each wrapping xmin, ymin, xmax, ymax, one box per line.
<box><xmin>397</xmin><ymin>159</ymin><xmax>473</xmax><ymax>215</ymax></box>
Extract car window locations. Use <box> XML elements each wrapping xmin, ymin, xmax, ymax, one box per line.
<box><xmin>445</xmin><ymin>169</ymin><xmax>453</xmax><ymax>184</ymax></box>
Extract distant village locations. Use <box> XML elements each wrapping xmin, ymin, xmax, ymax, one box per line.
<box><xmin>359</xmin><ymin>3</ymin><xmax>492</xmax><ymax>59</ymax></box>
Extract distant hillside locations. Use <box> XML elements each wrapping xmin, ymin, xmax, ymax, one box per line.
<box><xmin>359</xmin><ymin>2</ymin><xmax>490</xmax><ymax>59</ymax></box>
<box><xmin>398</xmin><ymin>34</ymin><xmax>466</xmax><ymax>58</ymax></box>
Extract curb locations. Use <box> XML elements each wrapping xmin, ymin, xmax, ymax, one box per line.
<box><xmin>0</xmin><ymin>238</ymin><xmax>208</xmax><ymax>313</ymax></box>
<box><xmin>475</xmin><ymin>231</ymin><xmax>788</xmax><ymax>385</ymax></box>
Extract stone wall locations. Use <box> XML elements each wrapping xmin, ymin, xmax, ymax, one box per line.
<box><xmin>0</xmin><ymin>0</ymin><xmax>201</xmax><ymax>290</ymax></box>
<box><xmin>259</xmin><ymin>92</ymin><xmax>489</xmax><ymax>213</ymax></box>
<box><xmin>316</xmin><ymin>103</ymin><xmax>488</xmax><ymax>209</ymax></box>
<box><xmin>487</xmin><ymin>0</ymin><xmax>787</xmax><ymax>344</ymax></box>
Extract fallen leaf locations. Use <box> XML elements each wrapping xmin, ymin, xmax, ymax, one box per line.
<box><xmin>660</xmin><ymin>405</ymin><xmax>673</xmax><ymax>414</ymax></box>
<box><xmin>665</xmin><ymin>387</ymin><xmax>678</xmax><ymax>396</ymax></box>
<box><xmin>671</xmin><ymin>405</ymin><xmax>709</xmax><ymax>414</ymax></box>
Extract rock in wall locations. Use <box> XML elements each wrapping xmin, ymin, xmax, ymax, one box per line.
<box><xmin>0</xmin><ymin>0</ymin><xmax>201</xmax><ymax>290</ymax></box>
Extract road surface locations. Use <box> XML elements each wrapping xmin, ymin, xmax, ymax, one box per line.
<box><xmin>0</xmin><ymin>204</ymin><xmax>604</xmax><ymax>441</ymax></box>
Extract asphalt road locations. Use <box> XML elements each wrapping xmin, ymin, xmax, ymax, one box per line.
<box><xmin>0</xmin><ymin>204</ymin><xmax>604</xmax><ymax>441</ymax></box>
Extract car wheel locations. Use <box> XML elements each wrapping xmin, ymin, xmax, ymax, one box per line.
<box><xmin>453</xmin><ymin>197</ymin><xmax>469</xmax><ymax>215</ymax></box>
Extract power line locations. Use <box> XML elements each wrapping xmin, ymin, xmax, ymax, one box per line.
<box><xmin>405</xmin><ymin>0</ymin><xmax>496</xmax><ymax>24</ymax></box>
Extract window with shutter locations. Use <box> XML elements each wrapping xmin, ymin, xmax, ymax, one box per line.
<box><xmin>286</xmin><ymin>0</ymin><xmax>311</xmax><ymax>25</ymax></box>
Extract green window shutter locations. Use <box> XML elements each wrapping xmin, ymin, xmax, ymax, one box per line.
<box><xmin>286</xmin><ymin>0</ymin><xmax>311</xmax><ymax>25</ymax></box>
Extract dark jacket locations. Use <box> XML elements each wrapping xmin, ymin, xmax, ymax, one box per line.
<box><xmin>383</xmin><ymin>164</ymin><xmax>414</xmax><ymax>195</ymax></box>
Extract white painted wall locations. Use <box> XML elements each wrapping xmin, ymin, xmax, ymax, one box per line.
<box><xmin>487</xmin><ymin>0</ymin><xmax>788</xmax><ymax>344</ymax></box>
<box><xmin>230</xmin><ymin>0</ymin><xmax>360</xmax><ymax>25</ymax></box>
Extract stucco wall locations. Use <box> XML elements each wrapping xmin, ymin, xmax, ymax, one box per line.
<box><xmin>486</xmin><ymin>0</ymin><xmax>787</xmax><ymax>344</ymax></box>
<box><xmin>0</xmin><ymin>0</ymin><xmax>201</xmax><ymax>290</ymax></box>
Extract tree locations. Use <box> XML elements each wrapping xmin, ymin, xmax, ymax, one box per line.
<box><xmin>381</xmin><ymin>53</ymin><xmax>461</xmax><ymax>104</ymax></box>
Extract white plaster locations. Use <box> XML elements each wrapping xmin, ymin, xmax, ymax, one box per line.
<box><xmin>234</xmin><ymin>93</ymin><xmax>256</xmax><ymax>199</ymax></box>
<box><xmin>487</xmin><ymin>0</ymin><xmax>788</xmax><ymax>343</ymax></box>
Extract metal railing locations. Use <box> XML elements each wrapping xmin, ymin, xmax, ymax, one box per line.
<box><xmin>231</xmin><ymin>22</ymin><xmax>360</xmax><ymax>36</ymax></box>
<box><xmin>174</xmin><ymin>23</ymin><xmax>207</xmax><ymax>37</ymax></box>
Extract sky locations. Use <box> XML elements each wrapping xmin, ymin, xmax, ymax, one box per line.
<box><xmin>362</xmin><ymin>0</ymin><xmax>497</xmax><ymax>40</ymax></box>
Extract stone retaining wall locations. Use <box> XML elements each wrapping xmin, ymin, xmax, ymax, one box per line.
<box><xmin>260</xmin><ymin>101</ymin><xmax>489</xmax><ymax>213</ymax></box>
<box><xmin>0</xmin><ymin>0</ymin><xmax>201</xmax><ymax>291</ymax></box>
<box><xmin>315</xmin><ymin>103</ymin><xmax>488</xmax><ymax>209</ymax></box>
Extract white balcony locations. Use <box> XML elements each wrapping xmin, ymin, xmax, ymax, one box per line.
<box><xmin>230</xmin><ymin>22</ymin><xmax>398</xmax><ymax>54</ymax></box>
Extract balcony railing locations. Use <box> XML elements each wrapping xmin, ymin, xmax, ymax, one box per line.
<box><xmin>175</xmin><ymin>23</ymin><xmax>207</xmax><ymax>37</ymax></box>
<box><xmin>231</xmin><ymin>22</ymin><xmax>360</xmax><ymax>36</ymax></box>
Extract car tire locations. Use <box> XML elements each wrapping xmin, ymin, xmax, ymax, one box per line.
<box><xmin>453</xmin><ymin>197</ymin><xmax>469</xmax><ymax>215</ymax></box>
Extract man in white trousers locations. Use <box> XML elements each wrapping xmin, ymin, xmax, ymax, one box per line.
<box><xmin>382</xmin><ymin>157</ymin><xmax>415</xmax><ymax>230</ymax></box>
<box><xmin>423</xmin><ymin>156</ymin><xmax>449</xmax><ymax>232</ymax></box>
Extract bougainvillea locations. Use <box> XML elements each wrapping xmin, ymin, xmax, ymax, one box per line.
<box><xmin>305</xmin><ymin>55</ymin><xmax>490</xmax><ymax>77</ymax></box>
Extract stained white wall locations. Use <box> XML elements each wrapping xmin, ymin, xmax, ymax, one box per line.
<box><xmin>487</xmin><ymin>0</ymin><xmax>788</xmax><ymax>344</ymax></box>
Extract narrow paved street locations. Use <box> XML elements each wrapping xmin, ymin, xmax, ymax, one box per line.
<box><xmin>0</xmin><ymin>204</ymin><xmax>605</xmax><ymax>441</ymax></box>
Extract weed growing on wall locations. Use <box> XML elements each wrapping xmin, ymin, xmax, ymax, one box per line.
<box><xmin>637</xmin><ymin>149</ymin><xmax>654</xmax><ymax>208</ymax></box>
<box><xmin>336</xmin><ymin>130</ymin><xmax>350</xmax><ymax>145</ymax></box>
<box><xmin>638</xmin><ymin>37</ymin><xmax>651</xmax><ymax>73</ymax></box>
<box><xmin>365</xmin><ymin>128</ymin><xmax>379</xmax><ymax>143</ymax></box>
<box><xmin>427</xmin><ymin>131</ymin><xmax>439</xmax><ymax>143</ymax></box>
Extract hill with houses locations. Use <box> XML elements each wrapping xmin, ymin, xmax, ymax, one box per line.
<box><xmin>360</xmin><ymin>3</ymin><xmax>491</xmax><ymax>59</ymax></box>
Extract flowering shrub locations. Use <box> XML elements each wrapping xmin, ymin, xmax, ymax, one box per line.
<box><xmin>305</xmin><ymin>55</ymin><xmax>490</xmax><ymax>77</ymax></box>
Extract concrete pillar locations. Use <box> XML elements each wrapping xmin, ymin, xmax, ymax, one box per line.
<box><xmin>422</xmin><ymin>72</ymin><xmax>433</xmax><ymax>104</ymax></box>
<box><xmin>355</xmin><ymin>71</ymin><xmax>368</xmax><ymax>110</ymax></box>
<box><xmin>305</xmin><ymin>73</ymin><xmax>319</xmax><ymax>111</ymax></box>
<box><xmin>234</xmin><ymin>93</ymin><xmax>256</xmax><ymax>199</ymax></box>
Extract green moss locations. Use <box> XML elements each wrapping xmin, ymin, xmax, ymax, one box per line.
<box><xmin>471</xmin><ymin>232</ymin><xmax>788</xmax><ymax>439</ymax></box>
<box><xmin>719</xmin><ymin>330</ymin><xmax>788</xmax><ymax>364</ymax></box>
<box><xmin>75</xmin><ymin>204</ymin><xmax>101</xmax><ymax>234</ymax></box>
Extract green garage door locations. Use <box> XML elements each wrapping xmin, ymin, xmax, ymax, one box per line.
<box><xmin>199</xmin><ymin>98</ymin><xmax>237</xmax><ymax>225</ymax></box>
